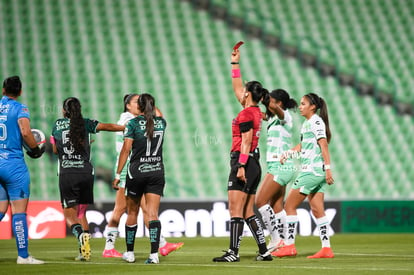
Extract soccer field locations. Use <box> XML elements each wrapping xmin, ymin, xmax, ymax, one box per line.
<box><xmin>1</xmin><ymin>234</ymin><xmax>413</xmax><ymax>274</ymax></box>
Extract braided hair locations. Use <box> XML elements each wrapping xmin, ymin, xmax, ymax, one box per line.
<box><xmin>63</xmin><ymin>97</ymin><xmax>85</xmax><ymax>154</ymax></box>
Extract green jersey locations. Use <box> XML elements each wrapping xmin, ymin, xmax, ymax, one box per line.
<box><xmin>51</xmin><ymin>118</ymin><xmax>99</xmax><ymax>175</ymax></box>
<box><xmin>300</xmin><ymin>114</ymin><xmax>326</xmax><ymax>176</ymax></box>
<box><xmin>124</xmin><ymin>115</ymin><xmax>167</xmax><ymax>177</ymax></box>
<box><xmin>266</xmin><ymin>110</ymin><xmax>293</xmax><ymax>162</ymax></box>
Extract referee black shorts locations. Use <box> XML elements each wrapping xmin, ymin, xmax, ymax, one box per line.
<box><xmin>126</xmin><ymin>173</ymin><xmax>165</xmax><ymax>198</ymax></box>
<box><xmin>59</xmin><ymin>173</ymin><xmax>94</xmax><ymax>208</ymax></box>
<box><xmin>227</xmin><ymin>150</ymin><xmax>261</xmax><ymax>195</ymax></box>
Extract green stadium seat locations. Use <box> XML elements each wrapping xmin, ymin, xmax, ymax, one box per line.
<box><xmin>2</xmin><ymin>0</ymin><xmax>413</xmax><ymax>201</ymax></box>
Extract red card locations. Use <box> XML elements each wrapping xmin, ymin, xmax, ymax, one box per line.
<box><xmin>233</xmin><ymin>41</ymin><xmax>244</xmax><ymax>50</ymax></box>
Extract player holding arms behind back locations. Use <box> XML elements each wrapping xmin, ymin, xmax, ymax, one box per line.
<box><xmin>274</xmin><ymin>93</ymin><xmax>335</xmax><ymax>258</ymax></box>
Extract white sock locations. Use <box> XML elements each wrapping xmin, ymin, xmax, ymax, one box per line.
<box><xmin>274</xmin><ymin>209</ymin><xmax>286</xmax><ymax>241</ymax></box>
<box><xmin>285</xmin><ymin>215</ymin><xmax>298</xmax><ymax>245</ymax></box>
<box><xmin>316</xmin><ymin>216</ymin><xmax>331</xmax><ymax>248</ymax></box>
<box><xmin>104</xmin><ymin>227</ymin><xmax>118</xmax><ymax>250</ymax></box>
<box><xmin>258</xmin><ymin>204</ymin><xmax>278</xmax><ymax>242</ymax></box>
<box><xmin>159</xmin><ymin>235</ymin><xmax>167</xmax><ymax>247</ymax></box>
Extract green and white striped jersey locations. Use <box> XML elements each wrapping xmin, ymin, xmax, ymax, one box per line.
<box><xmin>300</xmin><ymin>114</ymin><xmax>326</xmax><ymax>176</ymax></box>
<box><xmin>113</xmin><ymin>112</ymin><xmax>135</xmax><ymax>176</ymax></box>
<box><xmin>115</xmin><ymin>112</ymin><xmax>135</xmax><ymax>153</ymax></box>
<box><xmin>266</xmin><ymin>110</ymin><xmax>293</xmax><ymax>162</ymax></box>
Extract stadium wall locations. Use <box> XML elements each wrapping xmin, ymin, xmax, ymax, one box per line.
<box><xmin>1</xmin><ymin>200</ymin><xmax>413</xmax><ymax>240</ymax></box>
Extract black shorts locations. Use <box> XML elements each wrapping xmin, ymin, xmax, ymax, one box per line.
<box><xmin>227</xmin><ymin>150</ymin><xmax>261</xmax><ymax>194</ymax></box>
<box><xmin>59</xmin><ymin>173</ymin><xmax>94</xmax><ymax>208</ymax></box>
<box><xmin>125</xmin><ymin>173</ymin><xmax>165</xmax><ymax>198</ymax></box>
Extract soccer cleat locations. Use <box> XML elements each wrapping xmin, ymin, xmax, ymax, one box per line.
<box><xmin>144</xmin><ymin>253</ymin><xmax>159</xmax><ymax>264</ymax></box>
<box><xmin>256</xmin><ymin>251</ymin><xmax>273</xmax><ymax>261</ymax></box>
<box><xmin>122</xmin><ymin>251</ymin><xmax>135</xmax><ymax>263</ymax></box>
<box><xmin>307</xmin><ymin>247</ymin><xmax>334</xmax><ymax>259</ymax></box>
<box><xmin>272</xmin><ymin>244</ymin><xmax>297</xmax><ymax>258</ymax></box>
<box><xmin>212</xmin><ymin>249</ymin><xmax>240</xmax><ymax>262</ymax></box>
<box><xmin>75</xmin><ymin>253</ymin><xmax>88</xmax><ymax>261</ymax></box>
<box><xmin>159</xmin><ymin>242</ymin><xmax>184</xmax><ymax>256</ymax></box>
<box><xmin>102</xmin><ymin>248</ymin><xmax>123</xmax><ymax>258</ymax></box>
<box><xmin>267</xmin><ymin>239</ymin><xmax>285</xmax><ymax>253</ymax></box>
<box><xmin>270</xmin><ymin>240</ymin><xmax>286</xmax><ymax>256</ymax></box>
<box><xmin>17</xmin><ymin>255</ymin><xmax>44</xmax><ymax>264</ymax></box>
<box><xmin>79</xmin><ymin>233</ymin><xmax>91</xmax><ymax>261</ymax></box>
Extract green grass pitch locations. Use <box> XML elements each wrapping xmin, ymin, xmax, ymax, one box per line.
<box><xmin>1</xmin><ymin>234</ymin><xmax>413</xmax><ymax>274</ymax></box>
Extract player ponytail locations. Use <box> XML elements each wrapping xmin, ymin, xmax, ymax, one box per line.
<box><xmin>319</xmin><ymin>97</ymin><xmax>331</xmax><ymax>143</ymax></box>
<box><xmin>138</xmin><ymin>93</ymin><xmax>155</xmax><ymax>140</ymax></box>
<box><xmin>305</xmin><ymin>93</ymin><xmax>331</xmax><ymax>143</ymax></box>
<box><xmin>63</xmin><ymin>97</ymin><xmax>85</xmax><ymax>153</ymax></box>
<box><xmin>266</xmin><ymin>89</ymin><xmax>298</xmax><ymax>118</ymax></box>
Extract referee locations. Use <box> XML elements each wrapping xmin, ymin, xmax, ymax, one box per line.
<box><xmin>212</xmin><ymin>48</ymin><xmax>272</xmax><ymax>262</ymax></box>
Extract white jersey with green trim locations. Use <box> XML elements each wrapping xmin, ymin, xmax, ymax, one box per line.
<box><xmin>115</xmin><ymin>112</ymin><xmax>135</xmax><ymax>153</ymax></box>
<box><xmin>300</xmin><ymin>114</ymin><xmax>326</xmax><ymax>176</ymax></box>
<box><xmin>114</xmin><ymin>112</ymin><xmax>135</xmax><ymax>176</ymax></box>
<box><xmin>266</xmin><ymin>110</ymin><xmax>293</xmax><ymax>162</ymax></box>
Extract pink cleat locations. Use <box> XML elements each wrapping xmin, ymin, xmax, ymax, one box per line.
<box><xmin>102</xmin><ymin>248</ymin><xmax>123</xmax><ymax>258</ymax></box>
<box><xmin>307</xmin><ymin>247</ymin><xmax>334</xmax><ymax>259</ymax></box>
<box><xmin>272</xmin><ymin>244</ymin><xmax>297</xmax><ymax>258</ymax></box>
<box><xmin>159</xmin><ymin>242</ymin><xmax>184</xmax><ymax>256</ymax></box>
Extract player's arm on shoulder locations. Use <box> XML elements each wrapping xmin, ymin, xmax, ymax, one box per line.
<box><xmin>18</xmin><ymin>117</ymin><xmax>37</xmax><ymax>149</ymax></box>
<box><xmin>155</xmin><ymin>107</ymin><xmax>163</xmax><ymax>117</ymax></box>
<box><xmin>96</xmin><ymin>123</ymin><xmax>125</xmax><ymax>132</ymax></box>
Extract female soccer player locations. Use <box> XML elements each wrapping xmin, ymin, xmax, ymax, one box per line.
<box><xmin>0</xmin><ymin>76</ymin><xmax>44</xmax><ymax>264</ymax></box>
<box><xmin>51</xmin><ymin>97</ymin><xmax>124</xmax><ymax>261</ymax></box>
<box><xmin>103</xmin><ymin>94</ymin><xmax>183</xmax><ymax>258</ymax></box>
<box><xmin>212</xmin><ymin>48</ymin><xmax>271</xmax><ymax>262</ymax></box>
<box><xmin>274</xmin><ymin>93</ymin><xmax>335</xmax><ymax>258</ymax></box>
<box><xmin>112</xmin><ymin>93</ymin><xmax>166</xmax><ymax>264</ymax></box>
<box><xmin>255</xmin><ymin>88</ymin><xmax>298</xmax><ymax>254</ymax></box>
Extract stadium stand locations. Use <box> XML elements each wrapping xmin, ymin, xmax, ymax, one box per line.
<box><xmin>0</xmin><ymin>0</ymin><xmax>413</xmax><ymax>201</ymax></box>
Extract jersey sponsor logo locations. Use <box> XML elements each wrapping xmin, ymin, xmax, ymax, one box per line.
<box><xmin>0</xmin><ymin>103</ymin><xmax>10</xmax><ymax>113</ymax></box>
<box><xmin>138</xmin><ymin>162</ymin><xmax>162</xmax><ymax>173</ymax></box>
<box><xmin>55</xmin><ymin>119</ymin><xmax>70</xmax><ymax>131</ymax></box>
<box><xmin>62</xmin><ymin>160</ymin><xmax>85</xmax><ymax>168</ymax></box>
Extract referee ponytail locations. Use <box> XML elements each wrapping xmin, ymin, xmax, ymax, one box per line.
<box><xmin>138</xmin><ymin>93</ymin><xmax>156</xmax><ymax>140</ymax></box>
<box><xmin>245</xmin><ymin>81</ymin><xmax>268</xmax><ymax>104</ymax></box>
